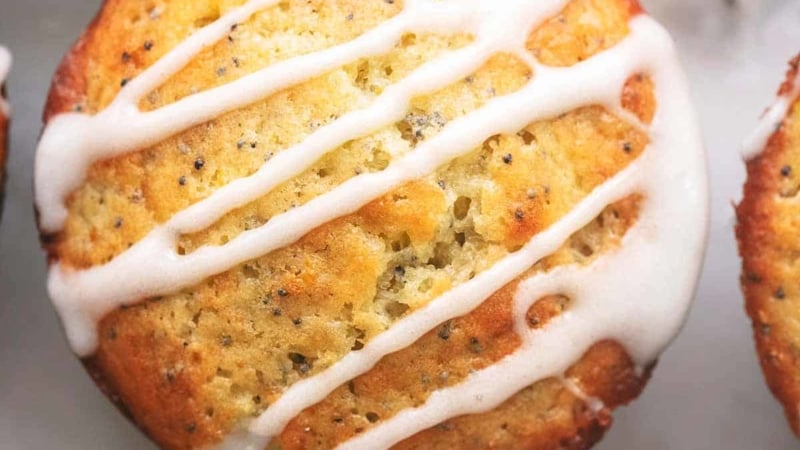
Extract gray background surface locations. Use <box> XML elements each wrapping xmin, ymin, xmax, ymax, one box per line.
<box><xmin>0</xmin><ymin>0</ymin><xmax>798</xmax><ymax>448</ymax></box>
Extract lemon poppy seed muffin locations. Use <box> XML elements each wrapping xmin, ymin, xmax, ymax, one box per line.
<box><xmin>738</xmin><ymin>55</ymin><xmax>800</xmax><ymax>437</ymax></box>
<box><xmin>35</xmin><ymin>1</ymin><xmax>707</xmax><ymax>449</ymax></box>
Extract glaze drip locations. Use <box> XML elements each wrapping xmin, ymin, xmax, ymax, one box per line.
<box><xmin>35</xmin><ymin>1</ymin><xmax>707</xmax><ymax>449</ymax></box>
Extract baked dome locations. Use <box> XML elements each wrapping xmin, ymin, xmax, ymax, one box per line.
<box><xmin>35</xmin><ymin>1</ymin><xmax>707</xmax><ymax>449</ymax></box>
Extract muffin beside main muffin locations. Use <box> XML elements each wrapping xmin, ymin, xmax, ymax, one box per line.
<box><xmin>738</xmin><ymin>55</ymin><xmax>800</xmax><ymax>437</ymax></box>
<box><xmin>35</xmin><ymin>1</ymin><xmax>707</xmax><ymax>449</ymax></box>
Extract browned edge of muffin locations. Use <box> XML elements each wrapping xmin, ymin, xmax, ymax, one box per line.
<box><xmin>737</xmin><ymin>54</ymin><xmax>800</xmax><ymax>437</ymax></box>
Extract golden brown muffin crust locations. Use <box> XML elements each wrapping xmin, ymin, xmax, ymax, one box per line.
<box><xmin>737</xmin><ymin>54</ymin><xmax>800</xmax><ymax>437</ymax></box>
<box><xmin>39</xmin><ymin>1</ymin><xmax>663</xmax><ymax>449</ymax></box>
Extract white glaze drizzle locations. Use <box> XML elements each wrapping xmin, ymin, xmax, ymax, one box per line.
<box><xmin>226</xmin><ymin>15</ymin><xmax>707</xmax><ymax>450</ymax></box>
<box><xmin>230</xmin><ymin>20</ymin><xmax>708</xmax><ymax>447</ymax></box>
<box><xmin>338</xmin><ymin>17</ymin><xmax>708</xmax><ymax>447</ymax></box>
<box><xmin>741</xmin><ymin>71</ymin><xmax>800</xmax><ymax>160</ymax></box>
<box><xmin>35</xmin><ymin>0</ymin><xmax>556</xmax><ymax>234</ymax></box>
<box><xmin>42</xmin><ymin>0</ymin><xmax>620</xmax><ymax>357</ymax></box>
<box><xmin>0</xmin><ymin>46</ymin><xmax>11</xmax><ymax>115</ymax></box>
<box><xmin>35</xmin><ymin>1</ymin><xmax>707</xmax><ymax>449</ymax></box>
<box><xmin>246</xmin><ymin>160</ymin><xmax>642</xmax><ymax>444</ymax></box>
<box><xmin>47</xmin><ymin>32</ymin><xmax>642</xmax><ymax>356</ymax></box>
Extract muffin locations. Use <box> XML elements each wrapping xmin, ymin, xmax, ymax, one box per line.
<box><xmin>35</xmin><ymin>1</ymin><xmax>707</xmax><ymax>449</ymax></box>
<box><xmin>0</xmin><ymin>46</ymin><xmax>9</xmax><ymax>213</ymax></box>
<box><xmin>738</xmin><ymin>55</ymin><xmax>800</xmax><ymax>436</ymax></box>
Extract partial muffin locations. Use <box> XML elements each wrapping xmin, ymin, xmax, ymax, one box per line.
<box><xmin>738</xmin><ymin>55</ymin><xmax>800</xmax><ymax>436</ymax></box>
<box><xmin>35</xmin><ymin>1</ymin><xmax>707</xmax><ymax>449</ymax></box>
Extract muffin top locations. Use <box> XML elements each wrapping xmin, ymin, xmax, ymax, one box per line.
<box><xmin>35</xmin><ymin>0</ymin><xmax>707</xmax><ymax>449</ymax></box>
